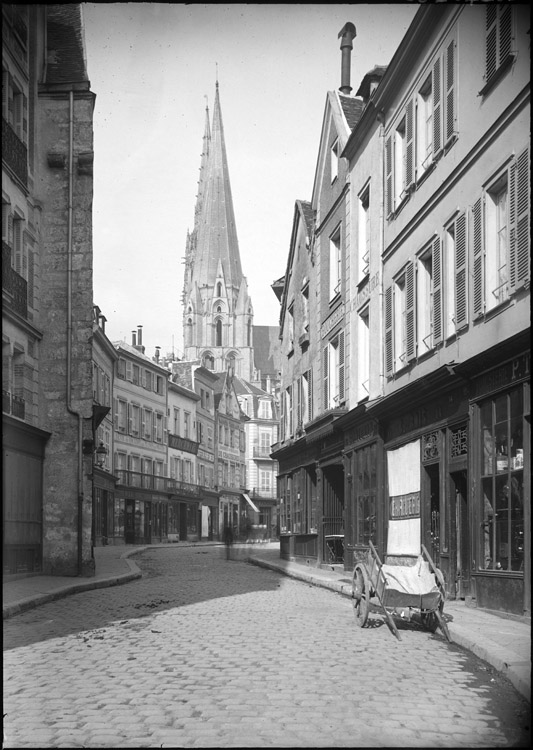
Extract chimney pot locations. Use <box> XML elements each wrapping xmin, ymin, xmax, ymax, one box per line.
<box><xmin>338</xmin><ymin>22</ymin><xmax>356</xmax><ymax>96</ymax></box>
<box><xmin>137</xmin><ymin>325</ymin><xmax>143</xmax><ymax>346</ymax></box>
<box><xmin>132</xmin><ymin>331</ymin><xmax>137</xmax><ymax>346</ymax></box>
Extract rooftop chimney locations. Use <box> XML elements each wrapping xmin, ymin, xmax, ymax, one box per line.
<box><xmin>137</xmin><ymin>325</ymin><xmax>143</xmax><ymax>347</ymax></box>
<box><xmin>132</xmin><ymin>331</ymin><xmax>137</xmax><ymax>346</ymax></box>
<box><xmin>338</xmin><ymin>22</ymin><xmax>356</xmax><ymax>95</ymax></box>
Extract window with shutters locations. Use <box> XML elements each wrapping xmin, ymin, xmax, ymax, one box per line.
<box><xmin>416</xmin><ymin>75</ymin><xmax>433</xmax><ymax>176</ymax></box>
<box><xmin>394</xmin><ymin>117</ymin><xmax>407</xmax><ymax>208</ymax></box>
<box><xmin>417</xmin><ymin>239</ymin><xmax>442</xmax><ymax>354</ymax></box>
<box><xmin>184</xmin><ymin>411</ymin><xmax>190</xmax><ymax>438</ymax></box>
<box><xmin>287</xmin><ymin>303</ymin><xmax>294</xmax><ymax>354</ymax></box>
<box><xmin>357</xmin><ymin>186</ymin><xmax>370</xmax><ymax>282</ymax></box>
<box><xmin>155</xmin><ymin>412</ymin><xmax>164</xmax><ymax>443</ymax></box>
<box><xmin>472</xmin><ymin>147</ymin><xmax>530</xmax><ymax>317</ymax></box>
<box><xmin>357</xmin><ymin>306</ymin><xmax>370</xmax><ymax>402</ymax></box>
<box><xmin>482</xmin><ymin>5</ymin><xmax>514</xmax><ymax>95</ymax></box>
<box><xmin>117</xmin><ymin>358</ymin><xmax>126</xmax><ymax>379</ymax></box>
<box><xmin>131</xmin><ymin>404</ymin><xmax>140</xmax><ymax>437</ymax></box>
<box><xmin>302</xmin><ymin>369</ymin><xmax>313</xmax><ymax>425</ymax></box>
<box><xmin>132</xmin><ymin>364</ymin><xmax>140</xmax><ymax>385</ymax></box>
<box><xmin>117</xmin><ymin>399</ymin><xmax>127</xmax><ymax>433</ymax></box>
<box><xmin>143</xmin><ymin>408</ymin><xmax>152</xmax><ymax>440</ymax></box>
<box><xmin>444</xmin><ymin>212</ymin><xmax>468</xmax><ymax>338</ymax></box>
<box><xmin>285</xmin><ymin>385</ymin><xmax>293</xmax><ymax>437</ymax></box>
<box><xmin>329</xmin><ymin>227</ymin><xmax>342</xmax><ymax>301</ymax></box>
<box><xmin>3</xmin><ymin>70</ymin><xmax>28</xmax><ymax>145</ymax></box>
<box><xmin>323</xmin><ymin>330</ymin><xmax>345</xmax><ymax>410</ymax></box>
<box><xmin>394</xmin><ymin>275</ymin><xmax>407</xmax><ymax>369</ymax></box>
<box><xmin>389</xmin><ymin>262</ymin><xmax>415</xmax><ymax>373</ymax></box>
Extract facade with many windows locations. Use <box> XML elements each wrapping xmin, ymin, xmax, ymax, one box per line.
<box><xmin>3</xmin><ymin>5</ymin><xmax>96</xmax><ymax>577</ymax></box>
<box><xmin>273</xmin><ymin>6</ymin><xmax>529</xmax><ymax>616</ymax></box>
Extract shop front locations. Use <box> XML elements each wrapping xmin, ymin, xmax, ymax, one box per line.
<box><xmin>468</xmin><ymin>350</ymin><xmax>530</xmax><ymax>616</ymax></box>
<box><xmin>92</xmin><ymin>467</ymin><xmax>118</xmax><ymax>546</ymax></box>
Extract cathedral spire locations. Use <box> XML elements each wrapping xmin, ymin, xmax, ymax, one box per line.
<box><xmin>182</xmin><ymin>81</ymin><xmax>254</xmax><ymax>381</ymax></box>
<box><xmin>190</xmin><ymin>80</ymin><xmax>243</xmax><ymax>292</ymax></box>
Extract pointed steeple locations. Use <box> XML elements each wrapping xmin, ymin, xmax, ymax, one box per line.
<box><xmin>182</xmin><ymin>81</ymin><xmax>254</xmax><ymax>381</ymax></box>
<box><xmin>190</xmin><ymin>80</ymin><xmax>243</xmax><ymax>292</ymax></box>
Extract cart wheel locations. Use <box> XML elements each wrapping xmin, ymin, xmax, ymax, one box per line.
<box><xmin>352</xmin><ymin>566</ymin><xmax>369</xmax><ymax>628</ymax></box>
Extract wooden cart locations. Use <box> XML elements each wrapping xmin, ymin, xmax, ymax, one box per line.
<box><xmin>352</xmin><ymin>540</ymin><xmax>452</xmax><ymax>642</ymax></box>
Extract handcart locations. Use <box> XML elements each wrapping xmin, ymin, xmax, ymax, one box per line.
<box><xmin>352</xmin><ymin>540</ymin><xmax>452</xmax><ymax>642</ymax></box>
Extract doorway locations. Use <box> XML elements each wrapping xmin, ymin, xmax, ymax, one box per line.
<box><xmin>423</xmin><ymin>463</ymin><xmax>441</xmax><ymax>565</ymax></box>
<box><xmin>451</xmin><ymin>470</ymin><xmax>469</xmax><ymax>599</ymax></box>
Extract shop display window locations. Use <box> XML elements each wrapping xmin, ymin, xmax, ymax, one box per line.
<box><xmin>354</xmin><ymin>443</ymin><xmax>377</xmax><ymax>545</ymax></box>
<box><xmin>480</xmin><ymin>387</ymin><xmax>524</xmax><ymax>572</ymax></box>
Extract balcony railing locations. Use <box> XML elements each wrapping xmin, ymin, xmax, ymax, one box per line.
<box><xmin>115</xmin><ymin>469</ymin><xmax>200</xmax><ymax>497</ymax></box>
<box><xmin>253</xmin><ymin>446</ymin><xmax>273</xmax><ymax>458</ymax></box>
<box><xmin>2</xmin><ymin>241</ymin><xmax>27</xmax><ymax>318</ymax></box>
<box><xmin>2</xmin><ymin>390</ymin><xmax>25</xmax><ymax>419</ymax></box>
<box><xmin>2</xmin><ymin>117</ymin><xmax>28</xmax><ymax>187</ymax></box>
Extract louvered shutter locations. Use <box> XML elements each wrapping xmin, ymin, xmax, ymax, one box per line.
<box><xmin>126</xmin><ymin>361</ymin><xmax>133</xmax><ymax>382</ymax></box>
<box><xmin>454</xmin><ymin>212</ymin><xmax>468</xmax><ymax>329</ymax></box>
<box><xmin>405</xmin><ymin>262</ymin><xmax>416</xmax><ymax>361</ymax></box>
<box><xmin>338</xmin><ymin>330</ymin><xmax>345</xmax><ymax>404</ymax></box>
<box><xmin>485</xmin><ymin>5</ymin><xmax>498</xmax><ymax>82</ymax></box>
<box><xmin>2</xmin><ymin>70</ymin><xmax>9</xmax><ymax>120</ymax></box>
<box><xmin>385</xmin><ymin>135</ymin><xmax>393</xmax><ymax>217</ymax></box>
<box><xmin>22</xmin><ymin>94</ymin><xmax>28</xmax><ymax>144</ymax></box>
<box><xmin>472</xmin><ymin>197</ymin><xmax>484</xmax><ymax>317</ymax></box>
<box><xmin>432</xmin><ymin>236</ymin><xmax>443</xmax><ymax>346</ymax></box>
<box><xmin>296</xmin><ymin>376</ymin><xmax>302</xmax><ymax>427</ymax></box>
<box><xmin>405</xmin><ymin>99</ymin><xmax>414</xmax><ymax>189</ymax></box>
<box><xmin>432</xmin><ymin>56</ymin><xmax>442</xmax><ymax>157</ymax></box>
<box><xmin>323</xmin><ymin>345</ymin><xmax>329</xmax><ymax>409</ymax></box>
<box><xmin>384</xmin><ymin>285</ymin><xmax>393</xmax><ymax>376</ymax></box>
<box><xmin>509</xmin><ymin>147</ymin><xmax>530</xmax><ymax>292</ymax></box>
<box><xmin>499</xmin><ymin>6</ymin><xmax>512</xmax><ymax>65</ymax></box>
<box><xmin>113</xmin><ymin>397</ymin><xmax>118</xmax><ymax>429</ymax></box>
<box><xmin>444</xmin><ymin>40</ymin><xmax>455</xmax><ymax>144</ymax></box>
<box><xmin>14</xmin><ymin>219</ymin><xmax>22</xmax><ymax>274</ymax></box>
<box><xmin>280</xmin><ymin>389</ymin><xmax>285</xmax><ymax>441</ymax></box>
<box><xmin>288</xmin><ymin>385</ymin><xmax>293</xmax><ymax>436</ymax></box>
<box><xmin>307</xmin><ymin>370</ymin><xmax>313</xmax><ymax>423</ymax></box>
<box><xmin>127</xmin><ymin>403</ymin><xmax>132</xmax><ymax>435</ymax></box>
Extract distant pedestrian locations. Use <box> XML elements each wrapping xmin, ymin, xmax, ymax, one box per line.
<box><xmin>223</xmin><ymin>524</ymin><xmax>234</xmax><ymax>560</ymax></box>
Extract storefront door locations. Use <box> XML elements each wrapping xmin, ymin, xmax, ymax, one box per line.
<box><xmin>125</xmin><ymin>499</ymin><xmax>135</xmax><ymax>544</ymax></box>
<box><xmin>144</xmin><ymin>502</ymin><xmax>152</xmax><ymax>543</ymax></box>
<box><xmin>451</xmin><ymin>470</ymin><xmax>469</xmax><ymax>598</ymax></box>
<box><xmin>423</xmin><ymin>463</ymin><xmax>441</xmax><ymax>566</ymax></box>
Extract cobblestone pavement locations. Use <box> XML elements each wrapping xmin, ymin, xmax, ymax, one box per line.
<box><xmin>3</xmin><ymin>547</ymin><xmax>530</xmax><ymax>748</ymax></box>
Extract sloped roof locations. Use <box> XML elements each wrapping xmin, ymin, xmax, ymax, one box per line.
<box><xmin>253</xmin><ymin>325</ymin><xmax>281</xmax><ymax>378</ymax></box>
<box><xmin>338</xmin><ymin>94</ymin><xmax>364</xmax><ymax>131</ymax></box>
<box><xmin>113</xmin><ymin>340</ymin><xmax>168</xmax><ymax>372</ymax></box>
<box><xmin>297</xmin><ymin>199</ymin><xmax>315</xmax><ymax>241</ymax></box>
<box><xmin>45</xmin><ymin>4</ymin><xmax>89</xmax><ymax>86</ymax></box>
<box><xmin>232</xmin><ymin>375</ymin><xmax>270</xmax><ymax>398</ymax></box>
<box><xmin>355</xmin><ymin>65</ymin><xmax>388</xmax><ymax>100</ymax></box>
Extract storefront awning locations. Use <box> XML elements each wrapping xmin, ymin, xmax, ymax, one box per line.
<box><xmin>242</xmin><ymin>493</ymin><xmax>260</xmax><ymax>513</ymax></box>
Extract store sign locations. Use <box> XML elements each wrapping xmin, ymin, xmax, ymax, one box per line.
<box><xmin>168</xmin><ymin>434</ymin><xmax>199</xmax><ymax>455</ymax></box>
<box><xmin>321</xmin><ymin>303</ymin><xmax>344</xmax><ymax>338</ymax></box>
<box><xmin>473</xmin><ymin>352</ymin><xmax>530</xmax><ymax>399</ymax></box>
<box><xmin>390</xmin><ymin>492</ymin><xmax>420</xmax><ymax>519</ymax></box>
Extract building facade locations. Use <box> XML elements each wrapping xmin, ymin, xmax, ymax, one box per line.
<box><xmin>3</xmin><ymin>4</ymin><xmax>96</xmax><ymax>577</ymax></box>
<box><xmin>273</xmin><ymin>6</ymin><xmax>530</xmax><ymax>617</ymax></box>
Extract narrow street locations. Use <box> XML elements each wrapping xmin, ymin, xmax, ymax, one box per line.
<box><xmin>3</xmin><ymin>546</ymin><xmax>530</xmax><ymax>748</ymax></box>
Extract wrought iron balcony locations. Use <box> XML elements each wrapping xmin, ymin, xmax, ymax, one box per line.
<box><xmin>115</xmin><ymin>470</ymin><xmax>200</xmax><ymax>497</ymax></box>
<box><xmin>253</xmin><ymin>446</ymin><xmax>273</xmax><ymax>459</ymax></box>
<box><xmin>2</xmin><ymin>390</ymin><xmax>25</xmax><ymax>419</ymax></box>
<box><xmin>2</xmin><ymin>241</ymin><xmax>27</xmax><ymax>318</ymax></box>
<box><xmin>2</xmin><ymin>117</ymin><xmax>28</xmax><ymax>187</ymax></box>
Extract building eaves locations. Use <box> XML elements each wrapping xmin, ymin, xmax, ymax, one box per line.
<box><xmin>338</xmin><ymin>94</ymin><xmax>364</xmax><ymax>131</ymax></box>
<box><xmin>113</xmin><ymin>341</ymin><xmax>169</xmax><ymax>373</ymax></box>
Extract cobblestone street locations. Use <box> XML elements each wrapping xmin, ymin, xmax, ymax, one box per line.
<box><xmin>3</xmin><ymin>546</ymin><xmax>530</xmax><ymax>748</ymax></box>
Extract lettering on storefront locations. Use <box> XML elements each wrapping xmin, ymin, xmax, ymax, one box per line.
<box><xmin>219</xmin><ymin>448</ymin><xmax>239</xmax><ymax>460</ymax></box>
<box><xmin>344</xmin><ymin>420</ymin><xmax>377</xmax><ymax>448</ymax></box>
<box><xmin>473</xmin><ymin>353</ymin><xmax>530</xmax><ymax>399</ymax></box>
<box><xmin>354</xmin><ymin>273</ymin><xmax>379</xmax><ymax>309</ymax></box>
<box><xmin>198</xmin><ymin>448</ymin><xmax>214</xmax><ymax>461</ymax></box>
<box><xmin>390</xmin><ymin>492</ymin><xmax>420</xmax><ymax>519</ymax></box>
<box><xmin>321</xmin><ymin>303</ymin><xmax>345</xmax><ymax>338</ymax></box>
<box><xmin>168</xmin><ymin>434</ymin><xmax>199</xmax><ymax>455</ymax></box>
<box><xmin>386</xmin><ymin>387</ymin><xmax>468</xmax><ymax>441</ymax></box>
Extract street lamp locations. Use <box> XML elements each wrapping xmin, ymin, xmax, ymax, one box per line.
<box><xmin>94</xmin><ymin>441</ymin><xmax>108</xmax><ymax>469</ymax></box>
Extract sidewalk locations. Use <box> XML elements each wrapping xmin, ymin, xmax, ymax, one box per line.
<box><xmin>3</xmin><ymin>541</ymin><xmax>530</xmax><ymax>703</ymax></box>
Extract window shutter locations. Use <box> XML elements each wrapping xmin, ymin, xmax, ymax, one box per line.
<box><xmin>296</xmin><ymin>376</ymin><xmax>302</xmax><ymax>427</ymax></box>
<box><xmin>405</xmin><ymin>261</ymin><xmax>416</xmax><ymax>361</ymax></box>
<box><xmin>307</xmin><ymin>370</ymin><xmax>313</xmax><ymax>423</ymax></box>
<box><xmin>323</xmin><ymin>345</ymin><xmax>329</xmax><ymax>409</ymax></box>
<box><xmin>432</xmin><ymin>56</ymin><xmax>442</xmax><ymax>157</ymax></box>
<box><xmin>384</xmin><ymin>285</ymin><xmax>393</xmax><ymax>376</ymax></box>
<box><xmin>509</xmin><ymin>147</ymin><xmax>530</xmax><ymax>292</ymax></box>
<box><xmin>127</xmin><ymin>403</ymin><xmax>132</xmax><ymax>435</ymax></box>
<box><xmin>472</xmin><ymin>196</ymin><xmax>484</xmax><ymax>317</ymax></box>
<box><xmin>14</xmin><ymin>219</ymin><xmax>22</xmax><ymax>274</ymax></box>
<box><xmin>444</xmin><ymin>40</ymin><xmax>456</xmax><ymax>144</ymax></box>
<box><xmin>338</xmin><ymin>330</ymin><xmax>345</xmax><ymax>404</ymax></box>
<box><xmin>405</xmin><ymin>99</ymin><xmax>414</xmax><ymax>188</ymax></box>
<box><xmin>432</xmin><ymin>236</ymin><xmax>443</xmax><ymax>346</ymax></box>
<box><xmin>485</xmin><ymin>6</ymin><xmax>498</xmax><ymax>82</ymax></box>
<box><xmin>454</xmin><ymin>212</ymin><xmax>468</xmax><ymax>329</ymax></box>
<box><xmin>113</xmin><ymin>398</ymin><xmax>118</xmax><ymax>429</ymax></box>
<box><xmin>126</xmin><ymin>361</ymin><xmax>133</xmax><ymax>382</ymax></box>
<box><xmin>22</xmin><ymin>94</ymin><xmax>28</xmax><ymax>143</ymax></box>
<box><xmin>385</xmin><ymin>135</ymin><xmax>393</xmax><ymax>217</ymax></box>
<box><xmin>288</xmin><ymin>385</ymin><xmax>293</xmax><ymax>436</ymax></box>
<box><xmin>280</xmin><ymin>393</ymin><xmax>285</xmax><ymax>441</ymax></box>
<box><xmin>499</xmin><ymin>6</ymin><xmax>512</xmax><ymax>65</ymax></box>
<box><xmin>2</xmin><ymin>70</ymin><xmax>9</xmax><ymax>120</ymax></box>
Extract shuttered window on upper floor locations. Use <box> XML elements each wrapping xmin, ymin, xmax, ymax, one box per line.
<box><xmin>482</xmin><ymin>4</ymin><xmax>514</xmax><ymax>94</ymax></box>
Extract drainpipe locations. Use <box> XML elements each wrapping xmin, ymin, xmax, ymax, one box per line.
<box><xmin>65</xmin><ymin>89</ymin><xmax>85</xmax><ymax>576</ymax></box>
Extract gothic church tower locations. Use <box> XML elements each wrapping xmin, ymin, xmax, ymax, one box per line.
<box><xmin>183</xmin><ymin>81</ymin><xmax>255</xmax><ymax>381</ymax></box>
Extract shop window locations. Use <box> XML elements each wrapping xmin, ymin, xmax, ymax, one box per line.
<box><xmin>353</xmin><ymin>443</ymin><xmax>377</xmax><ymax>546</ymax></box>
<box><xmin>479</xmin><ymin>386</ymin><xmax>524</xmax><ymax>572</ymax></box>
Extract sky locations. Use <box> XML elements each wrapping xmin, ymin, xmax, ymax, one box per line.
<box><xmin>82</xmin><ymin>3</ymin><xmax>419</xmax><ymax>358</ymax></box>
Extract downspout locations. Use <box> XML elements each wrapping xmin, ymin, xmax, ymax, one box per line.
<box><xmin>65</xmin><ymin>89</ymin><xmax>85</xmax><ymax>575</ymax></box>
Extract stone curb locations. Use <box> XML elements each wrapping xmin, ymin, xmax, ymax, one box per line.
<box><xmin>248</xmin><ymin>556</ymin><xmax>531</xmax><ymax>704</ymax></box>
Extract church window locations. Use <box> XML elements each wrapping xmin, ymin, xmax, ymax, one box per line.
<box><xmin>247</xmin><ymin>319</ymin><xmax>252</xmax><ymax>346</ymax></box>
<box><xmin>214</xmin><ymin>319</ymin><xmax>223</xmax><ymax>347</ymax></box>
<box><xmin>217</xmin><ymin>305</ymin><xmax>222</xmax><ymax>313</ymax></box>
<box><xmin>216</xmin><ymin>282</ymin><xmax>222</xmax><ymax>297</ymax></box>
<box><xmin>185</xmin><ymin>318</ymin><xmax>193</xmax><ymax>347</ymax></box>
